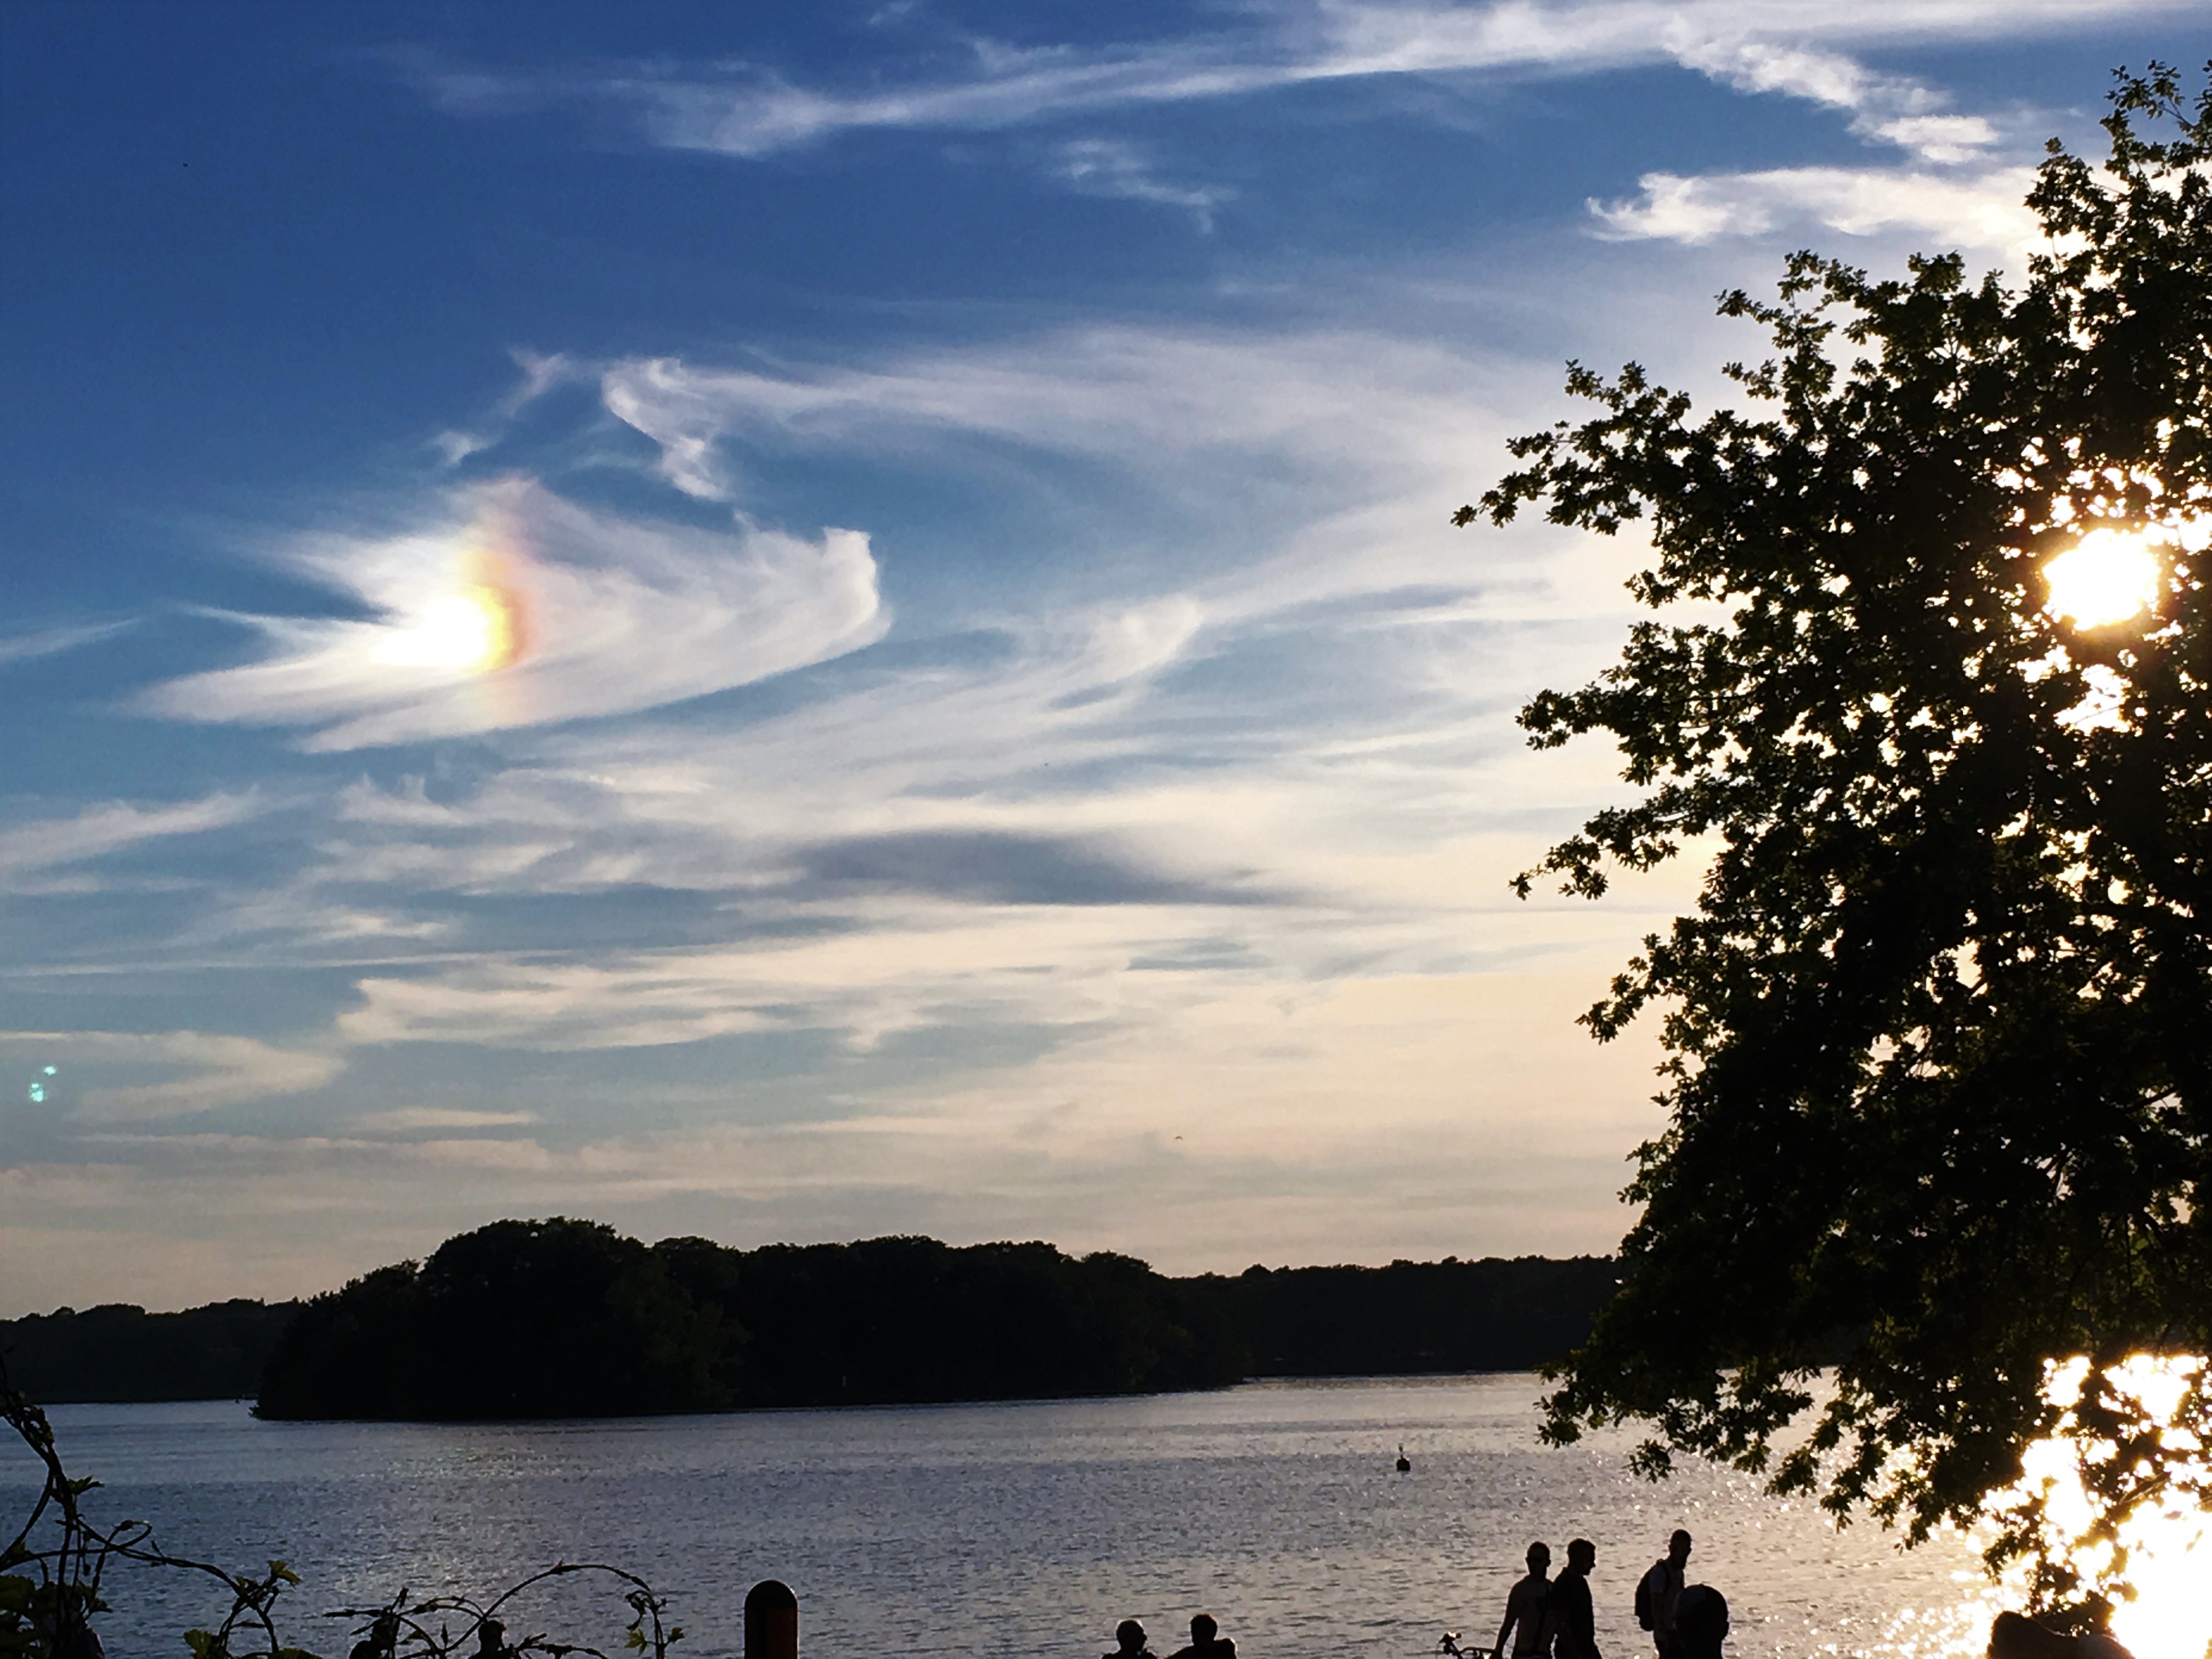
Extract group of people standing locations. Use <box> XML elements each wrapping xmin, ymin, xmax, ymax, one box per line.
<box><xmin>1494</xmin><ymin>1530</ymin><xmax>1727</xmax><ymax>1659</ymax></box>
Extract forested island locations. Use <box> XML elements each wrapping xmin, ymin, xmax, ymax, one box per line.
<box><xmin>3</xmin><ymin>1219</ymin><xmax>1617</xmax><ymax>1418</ymax></box>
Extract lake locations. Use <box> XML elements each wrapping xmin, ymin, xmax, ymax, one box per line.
<box><xmin>1</xmin><ymin>1375</ymin><xmax>2000</xmax><ymax>1658</ymax></box>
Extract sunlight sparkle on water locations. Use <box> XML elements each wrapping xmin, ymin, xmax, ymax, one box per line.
<box><xmin>2043</xmin><ymin>529</ymin><xmax>2164</xmax><ymax>628</ymax></box>
<box><xmin>1979</xmin><ymin>1355</ymin><xmax>2212</xmax><ymax>1659</ymax></box>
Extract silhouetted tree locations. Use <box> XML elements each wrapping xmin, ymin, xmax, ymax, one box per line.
<box><xmin>1462</xmin><ymin>65</ymin><xmax>2210</xmax><ymax>1613</ymax></box>
<box><xmin>257</xmin><ymin>1218</ymin><xmax>735</xmax><ymax>1420</ymax></box>
<box><xmin>256</xmin><ymin>1262</ymin><xmax>430</xmax><ymax>1421</ymax></box>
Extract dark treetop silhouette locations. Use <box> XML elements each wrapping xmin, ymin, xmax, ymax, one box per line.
<box><xmin>1460</xmin><ymin>64</ymin><xmax>2212</xmax><ymax>1623</ymax></box>
<box><xmin>245</xmin><ymin>1218</ymin><xmax>1616</xmax><ymax>1420</ymax></box>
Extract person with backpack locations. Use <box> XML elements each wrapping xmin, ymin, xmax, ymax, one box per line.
<box><xmin>1635</xmin><ymin>1531</ymin><xmax>1692</xmax><ymax>1658</ymax></box>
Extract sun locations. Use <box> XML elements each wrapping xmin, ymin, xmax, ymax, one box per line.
<box><xmin>376</xmin><ymin>578</ymin><xmax>526</xmax><ymax>674</ymax></box>
<box><xmin>2044</xmin><ymin>528</ymin><xmax>2163</xmax><ymax>628</ymax></box>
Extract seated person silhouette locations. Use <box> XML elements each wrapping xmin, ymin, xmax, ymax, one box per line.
<box><xmin>1167</xmin><ymin>1613</ymin><xmax>1238</xmax><ymax>1659</ymax></box>
<box><xmin>1989</xmin><ymin>1612</ymin><xmax>2136</xmax><ymax>1659</ymax></box>
<box><xmin>349</xmin><ymin>1612</ymin><xmax>401</xmax><ymax>1659</ymax></box>
<box><xmin>1105</xmin><ymin>1618</ymin><xmax>1159</xmax><ymax>1659</ymax></box>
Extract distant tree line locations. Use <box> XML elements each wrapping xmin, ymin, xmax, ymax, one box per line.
<box><xmin>0</xmin><ymin>1299</ymin><xmax>297</xmax><ymax>1403</ymax></box>
<box><xmin>1204</xmin><ymin>1256</ymin><xmax>1622</xmax><ymax>1376</ymax></box>
<box><xmin>2</xmin><ymin>1219</ymin><xmax>1618</xmax><ymax>1418</ymax></box>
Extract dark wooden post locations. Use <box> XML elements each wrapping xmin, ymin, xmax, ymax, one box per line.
<box><xmin>744</xmin><ymin>1579</ymin><xmax>798</xmax><ymax>1659</ymax></box>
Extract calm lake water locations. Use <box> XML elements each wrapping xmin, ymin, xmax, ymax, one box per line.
<box><xmin>0</xmin><ymin>1376</ymin><xmax>2001</xmax><ymax>1659</ymax></box>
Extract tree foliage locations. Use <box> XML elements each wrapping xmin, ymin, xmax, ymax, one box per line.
<box><xmin>1460</xmin><ymin>64</ymin><xmax>2212</xmax><ymax>1606</ymax></box>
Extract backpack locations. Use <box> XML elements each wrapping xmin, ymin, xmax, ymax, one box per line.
<box><xmin>1634</xmin><ymin>1561</ymin><xmax>1669</xmax><ymax>1631</ymax></box>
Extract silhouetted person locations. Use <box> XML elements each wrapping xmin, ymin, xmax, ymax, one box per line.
<box><xmin>1672</xmin><ymin>1585</ymin><xmax>1727</xmax><ymax>1659</ymax></box>
<box><xmin>1550</xmin><ymin>1538</ymin><xmax>1601</xmax><ymax>1659</ymax></box>
<box><xmin>1989</xmin><ymin>1612</ymin><xmax>2137</xmax><ymax>1659</ymax></box>
<box><xmin>349</xmin><ymin>1612</ymin><xmax>400</xmax><ymax>1659</ymax></box>
<box><xmin>474</xmin><ymin>1616</ymin><xmax>511</xmax><ymax>1658</ymax></box>
<box><xmin>1107</xmin><ymin>1618</ymin><xmax>1159</xmax><ymax>1659</ymax></box>
<box><xmin>1167</xmin><ymin>1612</ymin><xmax>1238</xmax><ymax>1659</ymax></box>
<box><xmin>1494</xmin><ymin>1541</ymin><xmax>1554</xmax><ymax>1659</ymax></box>
<box><xmin>1637</xmin><ymin>1529</ymin><xmax>1692</xmax><ymax>1657</ymax></box>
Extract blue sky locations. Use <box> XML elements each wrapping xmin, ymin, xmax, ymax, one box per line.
<box><xmin>1</xmin><ymin>0</ymin><xmax>2197</xmax><ymax>1311</ymax></box>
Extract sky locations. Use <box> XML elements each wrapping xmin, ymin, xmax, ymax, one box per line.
<box><xmin>0</xmin><ymin>0</ymin><xmax>2199</xmax><ymax>1313</ymax></box>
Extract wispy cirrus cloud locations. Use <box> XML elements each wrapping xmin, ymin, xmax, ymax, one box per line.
<box><xmin>1052</xmin><ymin>138</ymin><xmax>1232</xmax><ymax>229</ymax></box>
<box><xmin>350</xmin><ymin>1107</ymin><xmax>540</xmax><ymax>1132</ymax></box>
<box><xmin>1590</xmin><ymin>161</ymin><xmax>2042</xmax><ymax>251</ymax></box>
<box><xmin>1670</xmin><ymin>38</ymin><xmax>1999</xmax><ymax>162</ymax></box>
<box><xmin>0</xmin><ymin>793</ymin><xmax>267</xmax><ymax>883</ymax></box>
<box><xmin>415</xmin><ymin>0</ymin><xmax>2183</xmax><ymax>159</ymax></box>
<box><xmin>0</xmin><ymin>620</ymin><xmax>134</xmax><ymax>669</ymax></box>
<box><xmin>139</xmin><ymin>477</ymin><xmax>885</xmax><ymax>750</ymax></box>
<box><xmin>597</xmin><ymin>325</ymin><xmax>1502</xmax><ymax>516</ymax></box>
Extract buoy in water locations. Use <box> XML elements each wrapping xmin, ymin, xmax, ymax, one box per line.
<box><xmin>1396</xmin><ymin>1443</ymin><xmax>1411</xmax><ymax>1473</ymax></box>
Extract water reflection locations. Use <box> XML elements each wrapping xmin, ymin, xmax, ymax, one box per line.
<box><xmin>0</xmin><ymin>1376</ymin><xmax>1999</xmax><ymax>1658</ymax></box>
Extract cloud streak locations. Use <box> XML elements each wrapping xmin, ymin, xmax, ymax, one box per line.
<box><xmin>1052</xmin><ymin>139</ymin><xmax>1233</xmax><ymax>229</ymax></box>
<box><xmin>420</xmin><ymin>1</ymin><xmax>2186</xmax><ymax>159</ymax></box>
<box><xmin>1589</xmin><ymin>162</ymin><xmax>2042</xmax><ymax>251</ymax></box>
<box><xmin>0</xmin><ymin>620</ymin><xmax>134</xmax><ymax>669</ymax></box>
<box><xmin>141</xmin><ymin>477</ymin><xmax>886</xmax><ymax>749</ymax></box>
<box><xmin>0</xmin><ymin>794</ymin><xmax>267</xmax><ymax>882</ymax></box>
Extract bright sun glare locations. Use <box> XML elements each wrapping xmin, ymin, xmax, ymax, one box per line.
<box><xmin>376</xmin><ymin>582</ymin><xmax>523</xmax><ymax>674</ymax></box>
<box><xmin>2044</xmin><ymin>529</ymin><xmax>2164</xmax><ymax>628</ymax></box>
<box><xmin>1980</xmin><ymin>1355</ymin><xmax>2212</xmax><ymax>1659</ymax></box>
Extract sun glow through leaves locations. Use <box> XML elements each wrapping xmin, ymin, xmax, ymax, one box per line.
<box><xmin>1978</xmin><ymin>1356</ymin><xmax>2212</xmax><ymax>1659</ymax></box>
<box><xmin>2044</xmin><ymin>529</ymin><xmax>2164</xmax><ymax>628</ymax></box>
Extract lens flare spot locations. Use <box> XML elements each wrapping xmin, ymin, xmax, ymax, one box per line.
<box><xmin>2044</xmin><ymin>529</ymin><xmax>2163</xmax><ymax>628</ymax></box>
